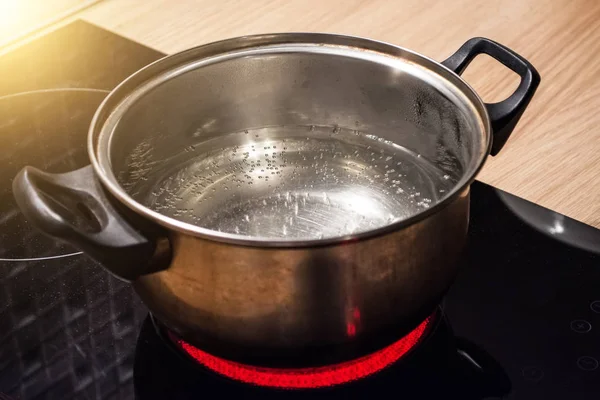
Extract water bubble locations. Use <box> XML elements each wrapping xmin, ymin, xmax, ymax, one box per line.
<box><xmin>141</xmin><ymin>124</ymin><xmax>451</xmax><ymax>239</ymax></box>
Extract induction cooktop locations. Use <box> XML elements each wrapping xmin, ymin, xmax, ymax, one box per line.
<box><xmin>0</xmin><ymin>21</ymin><xmax>599</xmax><ymax>400</ymax></box>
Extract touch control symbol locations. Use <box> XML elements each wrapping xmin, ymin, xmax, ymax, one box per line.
<box><xmin>577</xmin><ymin>356</ymin><xmax>599</xmax><ymax>371</ymax></box>
<box><xmin>521</xmin><ymin>366</ymin><xmax>545</xmax><ymax>382</ymax></box>
<box><xmin>570</xmin><ymin>320</ymin><xmax>592</xmax><ymax>333</ymax></box>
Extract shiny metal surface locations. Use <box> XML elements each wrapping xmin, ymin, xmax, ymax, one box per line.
<box><xmin>90</xmin><ymin>33</ymin><xmax>490</xmax><ymax>245</ymax></box>
<box><xmin>83</xmin><ymin>34</ymin><xmax>489</xmax><ymax>362</ymax></box>
<box><xmin>134</xmin><ymin>188</ymin><xmax>469</xmax><ymax>364</ymax></box>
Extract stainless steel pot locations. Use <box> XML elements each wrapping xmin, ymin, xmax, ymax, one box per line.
<box><xmin>13</xmin><ymin>34</ymin><xmax>539</xmax><ymax>366</ymax></box>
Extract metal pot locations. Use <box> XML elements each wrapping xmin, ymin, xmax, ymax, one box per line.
<box><xmin>13</xmin><ymin>34</ymin><xmax>539</xmax><ymax>366</ymax></box>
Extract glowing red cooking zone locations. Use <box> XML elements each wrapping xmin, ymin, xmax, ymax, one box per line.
<box><xmin>170</xmin><ymin>315</ymin><xmax>434</xmax><ymax>389</ymax></box>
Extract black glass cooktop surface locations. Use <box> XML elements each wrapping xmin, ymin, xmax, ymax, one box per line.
<box><xmin>0</xmin><ymin>21</ymin><xmax>599</xmax><ymax>400</ymax></box>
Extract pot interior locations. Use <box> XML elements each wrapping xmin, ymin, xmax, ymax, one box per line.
<box><xmin>96</xmin><ymin>35</ymin><xmax>489</xmax><ymax>242</ymax></box>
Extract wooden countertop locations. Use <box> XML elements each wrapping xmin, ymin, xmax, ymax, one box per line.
<box><xmin>20</xmin><ymin>0</ymin><xmax>600</xmax><ymax>227</ymax></box>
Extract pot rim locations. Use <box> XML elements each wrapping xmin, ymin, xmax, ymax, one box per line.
<box><xmin>88</xmin><ymin>32</ymin><xmax>492</xmax><ymax>247</ymax></box>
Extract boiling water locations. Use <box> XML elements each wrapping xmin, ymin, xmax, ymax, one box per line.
<box><xmin>135</xmin><ymin>126</ymin><xmax>457</xmax><ymax>240</ymax></box>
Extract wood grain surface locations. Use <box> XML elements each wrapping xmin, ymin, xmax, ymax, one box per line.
<box><xmin>31</xmin><ymin>0</ymin><xmax>600</xmax><ymax>227</ymax></box>
<box><xmin>0</xmin><ymin>0</ymin><xmax>102</xmax><ymax>48</ymax></box>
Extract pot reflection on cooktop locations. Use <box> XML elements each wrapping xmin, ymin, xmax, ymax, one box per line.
<box><xmin>133</xmin><ymin>313</ymin><xmax>511</xmax><ymax>399</ymax></box>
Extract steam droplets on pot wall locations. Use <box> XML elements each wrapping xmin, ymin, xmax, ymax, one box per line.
<box><xmin>124</xmin><ymin>125</ymin><xmax>458</xmax><ymax>240</ymax></box>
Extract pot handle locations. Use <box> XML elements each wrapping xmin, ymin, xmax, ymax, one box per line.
<box><xmin>442</xmin><ymin>37</ymin><xmax>540</xmax><ymax>155</ymax></box>
<box><xmin>12</xmin><ymin>165</ymin><xmax>171</xmax><ymax>281</ymax></box>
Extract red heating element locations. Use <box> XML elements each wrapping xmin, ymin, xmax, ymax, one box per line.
<box><xmin>170</xmin><ymin>315</ymin><xmax>434</xmax><ymax>389</ymax></box>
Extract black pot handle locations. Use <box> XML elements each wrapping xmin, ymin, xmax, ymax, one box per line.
<box><xmin>12</xmin><ymin>165</ymin><xmax>171</xmax><ymax>281</ymax></box>
<box><xmin>442</xmin><ymin>37</ymin><xmax>540</xmax><ymax>155</ymax></box>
